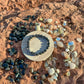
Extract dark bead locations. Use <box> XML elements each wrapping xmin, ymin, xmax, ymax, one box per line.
<box><xmin>21</xmin><ymin>69</ymin><xmax>25</xmax><ymax>75</ymax></box>
<box><xmin>10</xmin><ymin>33</ymin><xmax>14</xmax><ymax>37</ymax></box>
<box><xmin>2</xmin><ymin>63</ymin><xmax>9</xmax><ymax>68</ymax></box>
<box><xmin>27</xmin><ymin>15</ymin><xmax>31</xmax><ymax>18</ymax></box>
<box><xmin>10</xmin><ymin>66</ymin><xmax>14</xmax><ymax>69</ymax></box>
<box><xmin>9</xmin><ymin>51</ymin><xmax>14</xmax><ymax>56</ymax></box>
<box><xmin>33</xmin><ymin>75</ymin><xmax>38</xmax><ymax>80</ymax></box>
<box><xmin>32</xmin><ymin>15</ymin><xmax>36</xmax><ymax>20</ymax></box>
<box><xmin>15</xmin><ymin>78</ymin><xmax>20</xmax><ymax>82</ymax></box>
<box><xmin>9</xmin><ymin>78</ymin><xmax>15</xmax><ymax>83</ymax></box>
<box><xmin>32</xmin><ymin>71</ymin><xmax>37</xmax><ymax>75</ymax></box>
<box><xmin>45</xmin><ymin>73</ymin><xmax>49</xmax><ymax>77</ymax></box>
<box><xmin>10</xmin><ymin>60</ymin><xmax>14</xmax><ymax>65</ymax></box>
<box><xmin>39</xmin><ymin>80</ymin><xmax>44</xmax><ymax>84</ymax></box>
<box><xmin>9</xmin><ymin>42</ymin><xmax>14</xmax><ymax>46</ymax></box>
<box><xmin>19</xmin><ymin>64</ymin><xmax>24</xmax><ymax>69</ymax></box>
<box><xmin>18</xmin><ymin>60</ymin><xmax>24</xmax><ymax>64</ymax></box>
<box><xmin>29</xmin><ymin>22</ymin><xmax>33</xmax><ymax>26</ymax></box>
<box><xmin>9</xmin><ymin>36</ymin><xmax>14</xmax><ymax>41</ymax></box>
<box><xmin>13</xmin><ymin>68</ymin><xmax>19</xmax><ymax>74</ymax></box>
<box><xmin>11</xmin><ymin>48</ymin><xmax>17</xmax><ymax>54</ymax></box>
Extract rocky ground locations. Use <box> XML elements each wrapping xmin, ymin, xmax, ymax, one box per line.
<box><xmin>0</xmin><ymin>0</ymin><xmax>84</xmax><ymax>84</ymax></box>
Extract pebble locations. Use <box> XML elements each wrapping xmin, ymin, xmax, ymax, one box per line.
<box><xmin>76</xmin><ymin>38</ymin><xmax>82</xmax><ymax>43</ymax></box>
<box><xmin>48</xmin><ymin>68</ymin><xmax>55</xmax><ymax>76</ymax></box>
<box><xmin>56</xmin><ymin>37</ymin><xmax>61</xmax><ymax>41</ymax></box>
<box><xmin>57</xmin><ymin>41</ymin><xmax>64</xmax><ymax>48</ymax></box>
<box><xmin>68</xmin><ymin>41</ymin><xmax>74</xmax><ymax>46</ymax></box>
<box><xmin>44</xmin><ymin>62</ymin><xmax>48</xmax><ymax>67</ymax></box>
<box><xmin>69</xmin><ymin>45</ymin><xmax>75</xmax><ymax>51</ymax></box>
<box><xmin>61</xmin><ymin>51</ymin><xmax>70</xmax><ymax>59</ymax></box>
<box><xmin>30</xmin><ymin>68</ymin><xmax>34</xmax><ymax>73</ymax></box>
<box><xmin>56</xmin><ymin>69</ymin><xmax>60</xmax><ymax>74</ymax></box>
<box><xmin>33</xmin><ymin>75</ymin><xmax>38</xmax><ymax>80</ymax></box>
<box><xmin>69</xmin><ymin>63</ymin><xmax>76</xmax><ymax>69</ymax></box>
<box><xmin>63</xmin><ymin>21</ymin><xmax>67</xmax><ymax>26</ymax></box>
<box><xmin>46</xmin><ymin>19</ymin><xmax>52</xmax><ymax>23</ymax></box>
<box><xmin>51</xmin><ymin>75</ymin><xmax>58</xmax><ymax>81</ymax></box>
<box><xmin>64</xmin><ymin>63</ymin><xmax>69</xmax><ymax>67</ymax></box>
<box><xmin>71</xmin><ymin>51</ymin><xmax>78</xmax><ymax>57</ymax></box>
<box><xmin>35</xmin><ymin>25</ymin><xmax>41</xmax><ymax>31</ymax></box>
<box><xmin>39</xmin><ymin>80</ymin><xmax>44</xmax><ymax>84</ymax></box>
<box><xmin>48</xmin><ymin>25</ymin><xmax>53</xmax><ymax>30</ymax></box>
<box><xmin>65</xmin><ymin>71</ymin><xmax>70</xmax><ymax>76</ymax></box>
<box><xmin>41</xmin><ymin>75</ymin><xmax>46</xmax><ymax>80</ymax></box>
<box><xmin>39</xmin><ymin>18</ymin><xmax>43</xmax><ymax>22</ymax></box>
<box><xmin>48</xmin><ymin>77</ymin><xmax>54</xmax><ymax>83</ymax></box>
<box><xmin>65</xmin><ymin>48</ymin><xmax>70</xmax><ymax>52</ymax></box>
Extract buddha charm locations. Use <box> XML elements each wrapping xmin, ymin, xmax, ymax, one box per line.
<box><xmin>27</xmin><ymin>34</ymin><xmax>50</xmax><ymax>56</ymax></box>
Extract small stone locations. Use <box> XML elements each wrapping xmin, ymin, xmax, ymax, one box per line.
<box><xmin>76</xmin><ymin>38</ymin><xmax>82</xmax><ymax>43</ymax></box>
<box><xmin>35</xmin><ymin>24</ymin><xmax>41</xmax><ymax>31</ymax></box>
<box><xmin>56</xmin><ymin>69</ymin><xmax>60</xmax><ymax>74</ymax></box>
<box><xmin>65</xmin><ymin>71</ymin><xmax>70</xmax><ymax>76</ymax></box>
<box><xmin>46</xmin><ymin>19</ymin><xmax>52</xmax><ymax>23</ymax></box>
<box><xmin>44</xmin><ymin>62</ymin><xmax>48</xmax><ymax>67</ymax></box>
<box><xmin>48</xmin><ymin>68</ymin><xmax>55</xmax><ymax>76</ymax></box>
<box><xmin>9</xmin><ymin>78</ymin><xmax>15</xmax><ymax>83</ymax></box>
<box><xmin>51</xmin><ymin>75</ymin><xmax>58</xmax><ymax>81</ymax></box>
<box><xmin>71</xmin><ymin>51</ymin><xmax>78</xmax><ymax>57</ymax></box>
<box><xmin>69</xmin><ymin>63</ymin><xmax>76</xmax><ymax>69</ymax></box>
<box><xmin>54</xmin><ymin>73</ymin><xmax>58</xmax><ymax>77</ymax></box>
<box><xmin>64</xmin><ymin>63</ymin><xmax>69</xmax><ymax>67</ymax></box>
<box><xmin>30</xmin><ymin>68</ymin><xmax>34</xmax><ymax>73</ymax></box>
<box><xmin>68</xmin><ymin>41</ymin><xmax>74</xmax><ymax>46</ymax></box>
<box><xmin>5</xmin><ymin>67</ymin><xmax>10</xmax><ymax>71</ymax></box>
<box><xmin>0</xmin><ymin>62</ymin><xmax>3</xmax><ymax>69</ymax></box>
<box><xmin>69</xmin><ymin>45</ymin><xmax>75</xmax><ymax>51</ymax></box>
<box><xmin>33</xmin><ymin>75</ymin><xmax>38</xmax><ymax>80</ymax></box>
<box><xmin>61</xmin><ymin>51</ymin><xmax>70</xmax><ymax>59</ymax></box>
<box><xmin>32</xmin><ymin>71</ymin><xmax>38</xmax><ymax>75</ymax></box>
<box><xmin>56</xmin><ymin>37</ymin><xmax>61</xmax><ymax>41</ymax></box>
<box><xmin>57</xmin><ymin>41</ymin><xmax>64</xmax><ymax>48</ymax></box>
<box><xmin>63</xmin><ymin>21</ymin><xmax>67</xmax><ymax>26</ymax></box>
<box><xmin>48</xmin><ymin>77</ymin><xmax>54</xmax><ymax>83</ymax></box>
<box><xmin>45</xmin><ymin>73</ymin><xmax>49</xmax><ymax>77</ymax></box>
<box><xmin>39</xmin><ymin>80</ymin><xmax>44</xmax><ymax>84</ymax></box>
<box><xmin>65</xmin><ymin>48</ymin><xmax>70</xmax><ymax>52</ymax></box>
<box><xmin>39</xmin><ymin>18</ymin><xmax>43</xmax><ymax>22</ymax></box>
<box><xmin>41</xmin><ymin>75</ymin><xmax>46</xmax><ymax>80</ymax></box>
<box><xmin>2</xmin><ymin>63</ymin><xmax>9</xmax><ymax>68</ymax></box>
<box><xmin>48</xmin><ymin>25</ymin><xmax>53</xmax><ymax>30</ymax></box>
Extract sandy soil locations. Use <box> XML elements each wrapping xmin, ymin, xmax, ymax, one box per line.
<box><xmin>0</xmin><ymin>0</ymin><xmax>84</xmax><ymax>84</ymax></box>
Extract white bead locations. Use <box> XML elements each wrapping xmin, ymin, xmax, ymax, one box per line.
<box><xmin>48</xmin><ymin>68</ymin><xmax>55</xmax><ymax>76</ymax></box>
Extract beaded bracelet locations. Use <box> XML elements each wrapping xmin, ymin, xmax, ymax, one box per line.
<box><xmin>27</xmin><ymin>34</ymin><xmax>50</xmax><ymax>56</ymax></box>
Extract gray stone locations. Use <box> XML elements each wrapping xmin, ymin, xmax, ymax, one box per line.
<box><xmin>71</xmin><ymin>51</ymin><xmax>78</xmax><ymax>57</ymax></box>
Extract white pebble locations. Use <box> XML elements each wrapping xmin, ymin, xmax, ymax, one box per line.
<box><xmin>76</xmin><ymin>38</ymin><xmax>82</xmax><ymax>43</ymax></box>
<box><xmin>69</xmin><ymin>63</ymin><xmax>76</xmax><ymax>69</ymax></box>
<box><xmin>56</xmin><ymin>69</ymin><xmax>60</xmax><ymax>74</ymax></box>
<box><xmin>71</xmin><ymin>51</ymin><xmax>78</xmax><ymax>57</ymax></box>
<box><xmin>46</xmin><ymin>19</ymin><xmax>52</xmax><ymax>23</ymax></box>
<box><xmin>48</xmin><ymin>68</ymin><xmax>55</xmax><ymax>76</ymax></box>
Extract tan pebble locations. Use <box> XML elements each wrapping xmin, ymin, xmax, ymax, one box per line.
<box><xmin>41</xmin><ymin>74</ymin><xmax>46</xmax><ymax>80</ymax></box>
<box><xmin>57</xmin><ymin>41</ymin><xmax>64</xmax><ymax>48</ymax></box>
